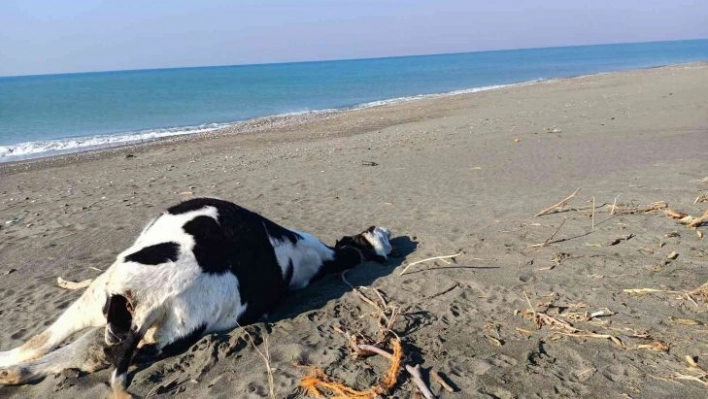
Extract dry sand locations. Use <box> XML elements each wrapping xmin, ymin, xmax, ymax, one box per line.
<box><xmin>1</xmin><ymin>63</ymin><xmax>707</xmax><ymax>398</ymax></box>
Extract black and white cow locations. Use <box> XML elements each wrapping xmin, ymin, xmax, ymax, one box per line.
<box><xmin>0</xmin><ymin>198</ymin><xmax>392</xmax><ymax>398</ymax></box>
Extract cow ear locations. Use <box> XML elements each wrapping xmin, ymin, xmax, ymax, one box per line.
<box><xmin>353</xmin><ymin>234</ymin><xmax>372</xmax><ymax>248</ymax></box>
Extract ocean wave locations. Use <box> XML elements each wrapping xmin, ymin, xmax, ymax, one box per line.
<box><xmin>0</xmin><ymin>124</ymin><xmax>226</xmax><ymax>162</ymax></box>
<box><xmin>0</xmin><ymin>80</ymin><xmax>540</xmax><ymax>163</ymax></box>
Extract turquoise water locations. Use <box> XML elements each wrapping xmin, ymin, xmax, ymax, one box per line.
<box><xmin>1</xmin><ymin>39</ymin><xmax>707</xmax><ymax>162</ymax></box>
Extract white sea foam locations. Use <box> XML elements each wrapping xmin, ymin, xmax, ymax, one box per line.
<box><xmin>0</xmin><ymin>124</ymin><xmax>226</xmax><ymax>162</ymax></box>
<box><xmin>0</xmin><ymin>80</ymin><xmax>542</xmax><ymax>164</ymax></box>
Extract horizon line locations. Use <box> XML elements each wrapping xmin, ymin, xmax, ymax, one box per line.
<box><xmin>2</xmin><ymin>37</ymin><xmax>706</xmax><ymax>79</ymax></box>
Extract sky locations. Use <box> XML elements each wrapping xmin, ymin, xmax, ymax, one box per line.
<box><xmin>1</xmin><ymin>0</ymin><xmax>706</xmax><ymax>77</ymax></box>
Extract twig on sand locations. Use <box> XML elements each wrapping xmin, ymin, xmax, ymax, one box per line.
<box><xmin>591</xmin><ymin>197</ymin><xmax>596</xmax><ymax>231</ymax></box>
<box><xmin>431</xmin><ymin>370</ymin><xmax>455</xmax><ymax>393</ymax></box>
<box><xmin>399</xmin><ymin>252</ymin><xmax>463</xmax><ymax>276</ymax></box>
<box><xmin>406</xmin><ymin>364</ymin><xmax>434</xmax><ymax>399</ymax></box>
<box><xmin>687</xmin><ymin>209</ymin><xmax>708</xmax><ymax>228</ymax></box>
<box><xmin>535</xmin><ymin>187</ymin><xmax>581</xmax><ymax>217</ymax></box>
<box><xmin>531</xmin><ymin>218</ymin><xmax>567</xmax><ymax>248</ymax></box>
<box><xmin>358</xmin><ymin>344</ymin><xmax>394</xmax><ymax>360</ymax></box>
<box><xmin>523</xmin><ymin>292</ymin><xmax>537</xmax><ymax>320</ymax></box>
<box><xmin>613</xmin><ymin>201</ymin><xmax>668</xmax><ymax>215</ymax></box>
<box><xmin>57</xmin><ymin>277</ymin><xmax>93</xmax><ymax>290</ymax></box>
<box><xmin>242</xmin><ymin>325</ymin><xmax>275</xmax><ymax>399</ymax></box>
<box><xmin>611</xmin><ymin>194</ymin><xmax>621</xmax><ymax>216</ymax></box>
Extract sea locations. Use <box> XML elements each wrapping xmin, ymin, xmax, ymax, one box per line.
<box><xmin>1</xmin><ymin>39</ymin><xmax>707</xmax><ymax>163</ymax></box>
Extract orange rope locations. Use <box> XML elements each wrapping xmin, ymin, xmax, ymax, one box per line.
<box><xmin>300</xmin><ymin>338</ymin><xmax>403</xmax><ymax>398</ymax></box>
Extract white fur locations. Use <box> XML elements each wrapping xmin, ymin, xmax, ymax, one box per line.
<box><xmin>363</xmin><ymin>227</ymin><xmax>392</xmax><ymax>259</ymax></box>
<box><xmin>269</xmin><ymin>229</ymin><xmax>336</xmax><ymax>290</ymax></box>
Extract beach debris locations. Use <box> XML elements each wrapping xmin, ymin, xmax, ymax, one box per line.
<box><xmin>178</xmin><ymin>191</ymin><xmax>194</xmax><ymax>196</ymax></box>
<box><xmin>57</xmin><ymin>277</ymin><xmax>93</xmax><ymax>290</ymax></box>
<box><xmin>664</xmin><ymin>231</ymin><xmax>680</xmax><ymax>238</ymax></box>
<box><xmin>531</xmin><ymin>218</ymin><xmax>567</xmax><ymax>248</ymax></box>
<box><xmin>589</xmin><ymin>308</ymin><xmax>615</xmax><ymax>319</ymax></box>
<box><xmin>125</xmin><ymin>154</ymin><xmax>135</xmax><ymax>159</ymax></box>
<box><xmin>668</xmin><ymin>316</ymin><xmax>703</xmax><ymax>326</ymax></box>
<box><xmin>300</xmin><ymin>338</ymin><xmax>402</xmax><ymax>399</ymax></box>
<box><xmin>636</xmin><ymin>341</ymin><xmax>669</xmax><ymax>352</ymax></box>
<box><xmin>591</xmin><ymin>196</ymin><xmax>596</xmax><ymax>230</ymax></box>
<box><xmin>686</xmin><ymin>356</ymin><xmax>699</xmax><ymax>368</ymax></box>
<box><xmin>610</xmin><ymin>194</ymin><xmax>622</xmax><ymax>215</ymax></box>
<box><xmin>538</xmin><ymin>252</ymin><xmax>571</xmax><ymax>271</ymax></box>
<box><xmin>545</xmin><ymin>127</ymin><xmax>562</xmax><ymax>134</ymax></box>
<box><xmin>519</xmin><ymin>292</ymin><xmax>626</xmax><ymax>348</ymax></box>
<box><xmin>666</xmin><ymin>251</ymin><xmax>679</xmax><ymax>260</ymax></box>
<box><xmin>687</xmin><ymin>209</ymin><xmax>708</xmax><ymax>228</ymax></box>
<box><xmin>4</xmin><ymin>268</ymin><xmax>17</xmax><ymax>275</ymax></box>
<box><xmin>694</xmin><ymin>193</ymin><xmax>708</xmax><ymax>204</ymax></box>
<box><xmin>613</xmin><ymin>201</ymin><xmax>668</xmax><ymax>215</ymax></box>
<box><xmin>514</xmin><ymin>138</ymin><xmax>521</xmax><ymax>144</ymax></box>
<box><xmin>665</xmin><ymin>209</ymin><xmax>689</xmax><ymax>219</ymax></box>
<box><xmin>431</xmin><ymin>370</ymin><xmax>455</xmax><ymax>393</ymax></box>
<box><xmin>406</xmin><ymin>364</ymin><xmax>434</xmax><ymax>399</ymax></box>
<box><xmin>535</xmin><ymin>188</ymin><xmax>581</xmax><ymax>217</ymax></box>
<box><xmin>243</xmin><ymin>326</ymin><xmax>275</xmax><ymax>399</ymax></box>
<box><xmin>361</xmin><ymin>161</ymin><xmax>379</xmax><ymax>166</ymax></box>
<box><xmin>608</xmin><ymin>234</ymin><xmax>635</xmax><ymax>246</ymax></box>
<box><xmin>398</xmin><ymin>252</ymin><xmax>463</xmax><ymax>276</ymax></box>
<box><xmin>698</xmin><ymin>230</ymin><xmax>704</xmax><ymax>239</ymax></box>
<box><xmin>623</xmin><ymin>281</ymin><xmax>708</xmax><ymax>307</ymax></box>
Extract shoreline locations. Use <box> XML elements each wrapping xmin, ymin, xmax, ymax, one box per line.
<box><xmin>2</xmin><ymin>61</ymin><xmax>706</xmax><ymax>171</ymax></box>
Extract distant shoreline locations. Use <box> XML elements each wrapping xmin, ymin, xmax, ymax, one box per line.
<box><xmin>1</xmin><ymin>61</ymin><xmax>706</xmax><ymax>174</ymax></box>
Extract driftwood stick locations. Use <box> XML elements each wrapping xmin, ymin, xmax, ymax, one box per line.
<box><xmin>531</xmin><ymin>218</ymin><xmax>567</xmax><ymax>248</ymax></box>
<box><xmin>610</xmin><ymin>194</ymin><xmax>621</xmax><ymax>216</ymax></box>
<box><xmin>431</xmin><ymin>370</ymin><xmax>455</xmax><ymax>392</ymax></box>
<box><xmin>406</xmin><ymin>364</ymin><xmax>434</xmax><ymax>399</ymax></box>
<box><xmin>399</xmin><ymin>252</ymin><xmax>463</xmax><ymax>276</ymax></box>
<box><xmin>591</xmin><ymin>196</ymin><xmax>596</xmax><ymax>231</ymax></box>
<box><xmin>688</xmin><ymin>209</ymin><xmax>708</xmax><ymax>228</ymax></box>
<box><xmin>357</xmin><ymin>344</ymin><xmax>394</xmax><ymax>360</ymax></box>
<box><xmin>57</xmin><ymin>277</ymin><xmax>93</xmax><ymax>290</ymax></box>
<box><xmin>535</xmin><ymin>187</ymin><xmax>581</xmax><ymax>217</ymax></box>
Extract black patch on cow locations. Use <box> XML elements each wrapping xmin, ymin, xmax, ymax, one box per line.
<box><xmin>182</xmin><ymin>216</ymin><xmax>231</xmax><ymax>274</ymax></box>
<box><xmin>124</xmin><ymin>242</ymin><xmax>180</xmax><ymax>265</ymax></box>
<box><xmin>104</xmin><ymin>295</ymin><xmax>133</xmax><ymax>345</ymax></box>
<box><xmin>175</xmin><ymin>198</ymin><xmax>300</xmax><ymax>324</ymax></box>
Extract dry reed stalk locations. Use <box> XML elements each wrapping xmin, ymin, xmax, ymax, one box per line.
<box><xmin>612</xmin><ymin>201</ymin><xmax>668</xmax><ymax>215</ymax></box>
<box><xmin>611</xmin><ymin>194</ymin><xmax>621</xmax><ymax>216</ymax></box>
<box><xmin>591</xmin><ymin>197</ymin><xmax>596</xmax><ymax>231</ymax></box>
<box><xmin>431</xmin><ymin>370</ymin><xmax>455</xmax><ymax>393</ymax></box>
<box><xmin>398</xmin><ymin>252</ymin><xmax>463</xmax><ymax>276</ymax></box>
<box><xmin>665</xmin><ymin>209</ymin><xmax>689</xmax><ymax>219</ymax></box>
<box><xmin>241</xmin><ymin>326</ymin><xmax>275</xmax><ymax>399</ymax></box>
<box><xmin>405</xmin><ymin>364</ymin><xmax>434</xmax><ymax>399</ymax></box>
<box><xmin>687</xmin><ymin>209</ymin><xmax>708</xmax><ymax>228</ymax></box>
<box><xmin>535</xmin><ymin>187</ymin><xmax>581</xmax><ymax>217</ymax></box>
<box><xmin>531</xmin><ymin>218</ymin><xmax>567</xmax><ymax>248</ymax></box>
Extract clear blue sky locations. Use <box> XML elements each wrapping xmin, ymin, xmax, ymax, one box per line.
<box><xmin>1</xmin><ymin>0</ymin><xmax>706</xmax><ymax>76</ymax></box>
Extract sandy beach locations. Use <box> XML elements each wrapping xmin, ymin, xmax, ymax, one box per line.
<box><xmin>1</xmin><ymin>63</ymin><xmax>707</xmax><ymax>398</ymax></box>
